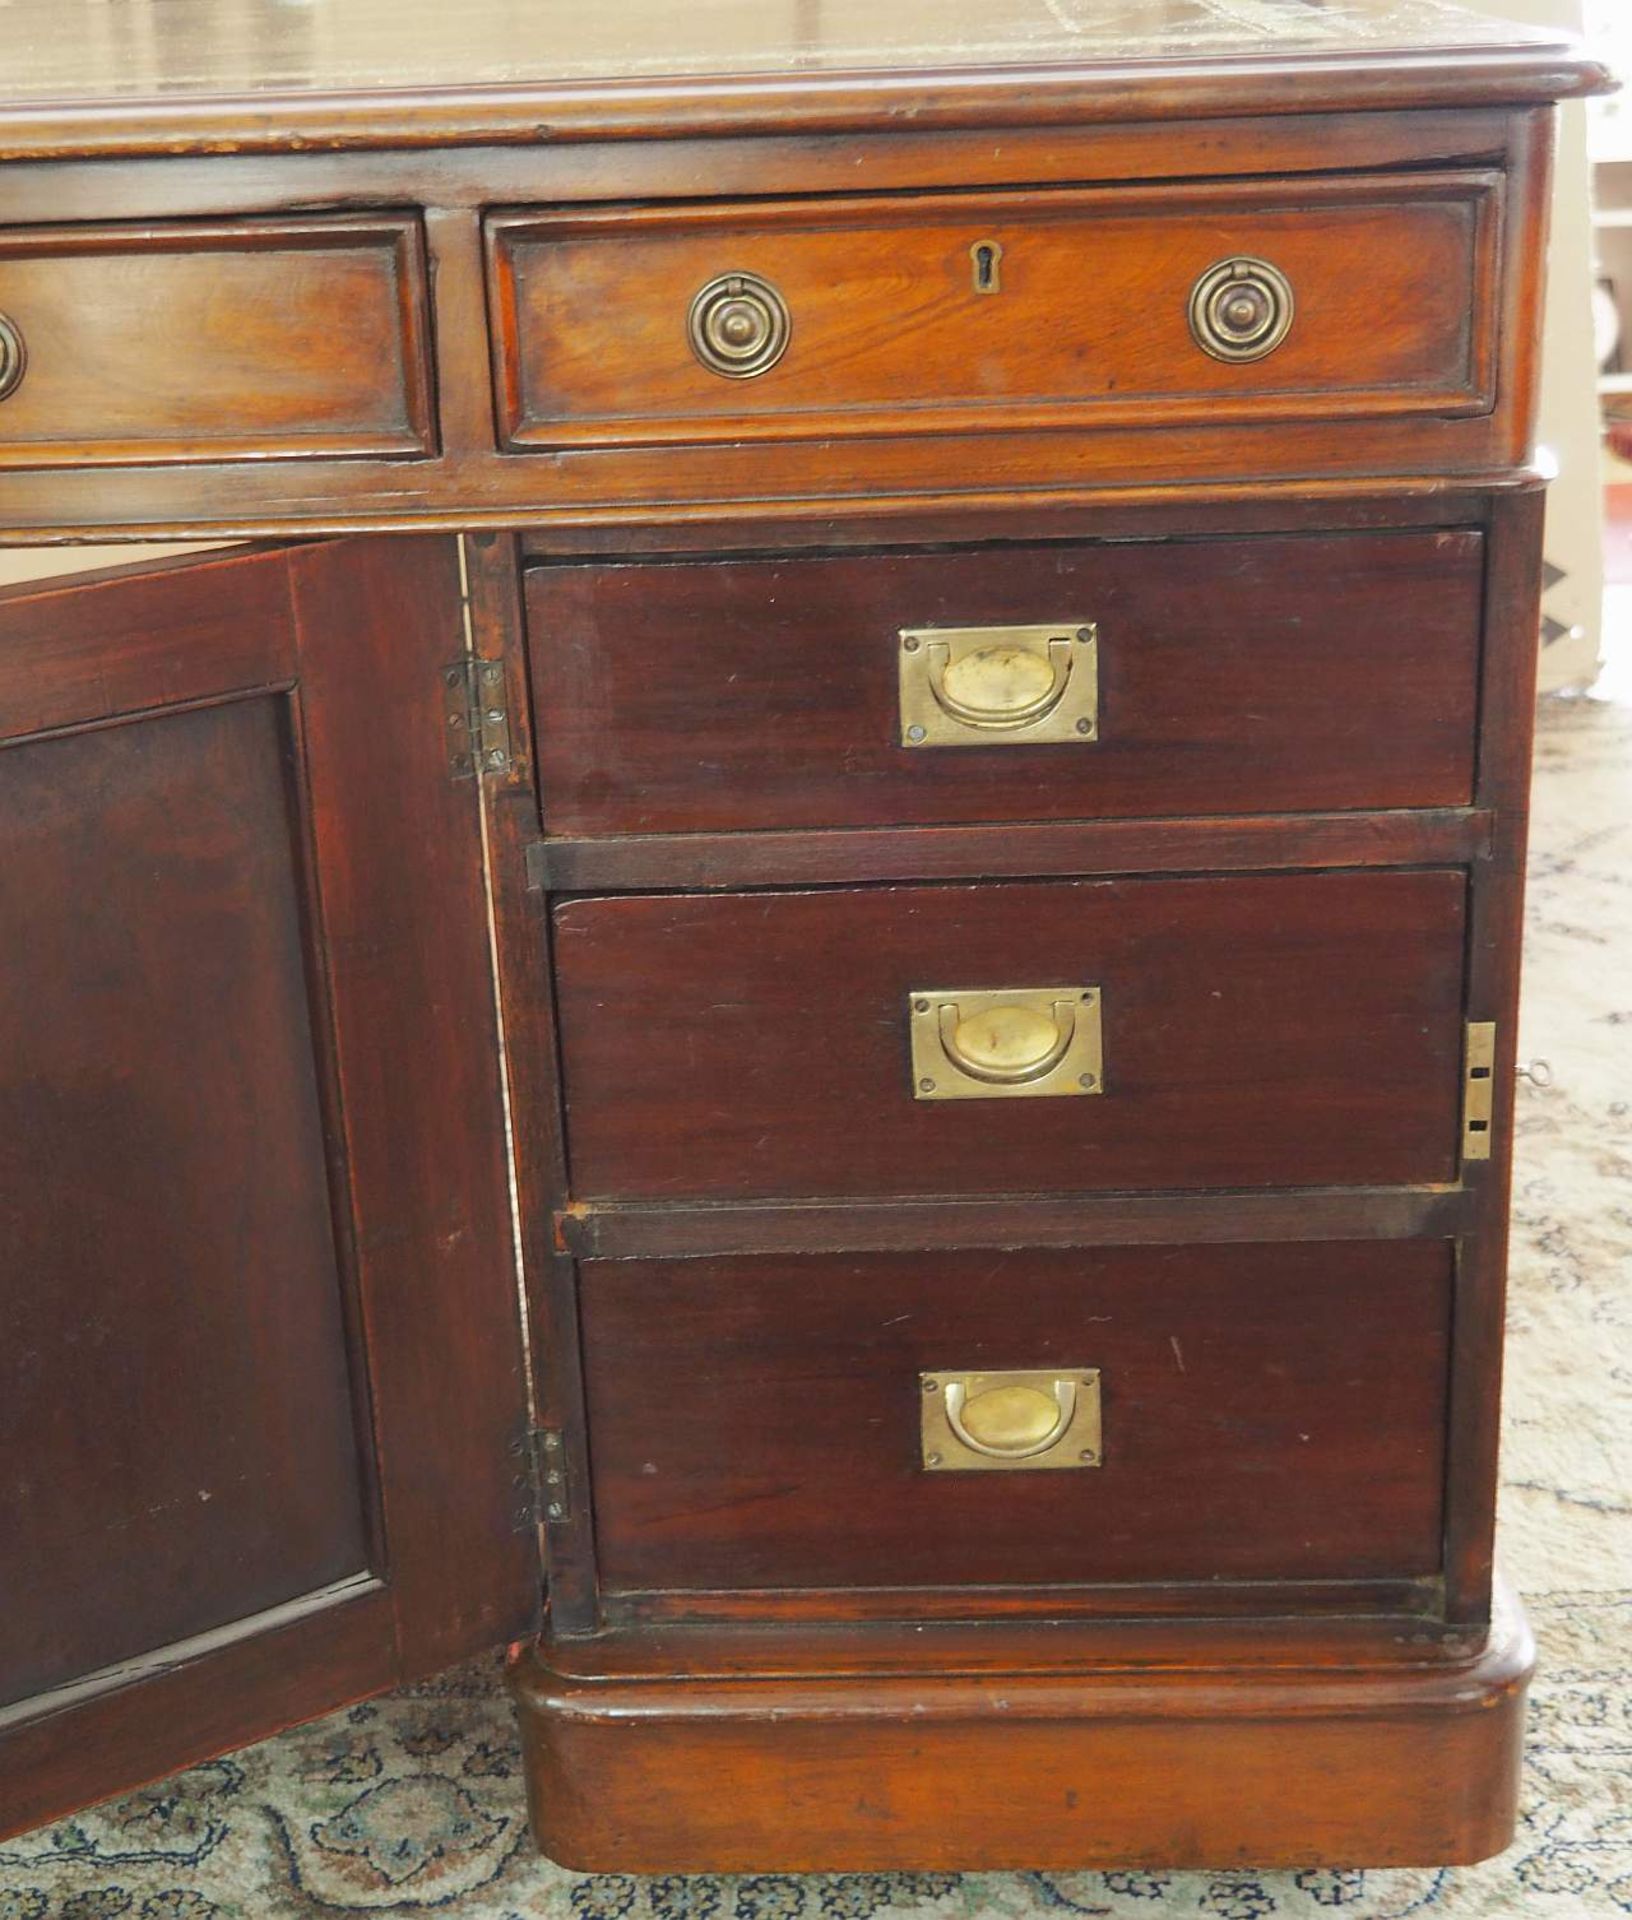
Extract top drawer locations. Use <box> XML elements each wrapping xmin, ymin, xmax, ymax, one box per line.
<box><xmin>527</xmin><ymin>528</ymin><xmax>1484</xmax><ymax>837</ymax></box>
<box><xmin>487</xmin><ymin>173</ymin><xmax>1501</xmax><ymax>454</ymax></box>
<box><xmin>0</xmin><ymin>216</ymin><xmax>434</xmax><ymax>468</ymax></box>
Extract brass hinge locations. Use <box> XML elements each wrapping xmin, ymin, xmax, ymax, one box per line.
<box><xmin>513</xmin><ymin>1423</ymin><xmax>569</xmax><ymax>1532</ymax></box>
<box><xmin>442</xmin><ymin>656</ymin><xmax>512</xmax><ymax>781</ymax></box>
<box><xmin>1462</xmin><ymin>1021</ymin><xmax>1497</xmax><ymax>1162</ymax></box>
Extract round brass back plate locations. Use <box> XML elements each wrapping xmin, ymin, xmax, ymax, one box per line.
<box><xmin>0</xmin><ymin>313</ymin><xmax>27</xmax><ymax>402</ymax></box>
<box><xmin>687</xmin><ymin>272</ymin><xmax>791</xmax><ymax>379</ymax></box>
<box><xmin>1188</xmin><ymin>256</ymin><xmax>1294</xmax><ymax>363</ymax></box>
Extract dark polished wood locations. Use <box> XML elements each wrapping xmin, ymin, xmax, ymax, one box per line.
<box><xmin>551</xmin><ymin>870</ymin><xmax>1467</xmax><ymax>1202</ymax></box>
<box><xmin>0</xmin><ymin>542</ymin><xmax>536</xmax><ymax>1839</ymax></box>
<box><xmin>510</xmin><ymin>1588</ymin><xmax>1534</xmax><ymax>1871</ymax></box>
<box><xmin>0</xmin><ymin>0</ymin><xmax>1600</xmax><ymax>1874</ymax></box>
<box><xmin>560</xmin><ymin>1184</ymin><xmax>1469</xmax><ymax>1262</ymax></box>
<box><xmin>527</xmin><ymin>529</ymin><xmax>1484</xmax><ymax>837</ymax></box>
<box><xmin>579</xmin><ymin>1241</ymin><xmax>1452</xmax><ymax>1599</ymax></box>
<box><xmin>531</xmin><ymin>809</ymin><xmax>1494</xmax><ymax>895</ymax></box>
<box><xmin>1445</xmin><ymin>485</ymin><xmax>1551</xmax><ymax>1622</ymax></box>
<box><xmin>1</xmin><ymin>692</ymin><xmax>369</xmax><ymax>1708</ymax></box>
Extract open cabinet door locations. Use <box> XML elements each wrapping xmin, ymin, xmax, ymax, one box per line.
<box><xmin>0</xmin><ymin>538</ymin><xmax>539</xmax><ymax>1839</ymax></box>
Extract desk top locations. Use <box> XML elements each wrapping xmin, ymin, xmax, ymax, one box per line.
<box><xmin>0</xmin><ymin>0</ymin><xmax>1609</xmax><ymax>158</ymax></box>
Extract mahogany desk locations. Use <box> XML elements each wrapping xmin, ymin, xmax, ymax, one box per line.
<box><xmin>0</xmin><ymin>0</ymin><xmax>1610</xmax><ymax>1870</ymax></box>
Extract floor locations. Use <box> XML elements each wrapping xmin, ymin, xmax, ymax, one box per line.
<box><xmin>3</xmin><ymin>635</ymin><xmax>1630</xmax><ymax>1920</ymax></box>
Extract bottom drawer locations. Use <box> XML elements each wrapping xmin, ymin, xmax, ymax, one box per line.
<box><xmin>580</xmin><ymin>1241</ymin><xmax>1451</xmax><ymax>1604</ymax></box>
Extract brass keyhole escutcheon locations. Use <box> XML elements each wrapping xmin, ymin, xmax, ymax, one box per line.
<box><xmin>687</xmin><ymin>271</ymin><xmax>791</xmax><ymax>378</ymax></box>
<box><xmin>971</xmin><ymin>239</ymin><xmax>1004</xmax><ymax>295</ymax></box>
<box><xmin>1188</xmin><ymin>256</ymin><xmax>1295</xmax><ymax>363</ymax></box>
<box><xmin>0</xmin><ymin>313</ymin><xmax>27</xmax><ymax>402</ymax></box>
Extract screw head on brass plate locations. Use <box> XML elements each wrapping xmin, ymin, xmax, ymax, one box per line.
<box><xmin>908</xmin><ymin>986</ymin><xmax>1104</xmax><ymax>1100</ymax></box>
<box><xmin>921</xmin><ymin>1369</ymin><xmax>1102</xmax><ymax>1472</ymax></box>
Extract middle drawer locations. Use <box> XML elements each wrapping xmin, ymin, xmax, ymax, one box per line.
<box><xmin>552</xmin><ymin>869</ymin><xmax>1466</xmax><ymax>1202</ymax></box>
<box><xmin>526</xmin><ymin>528</ymin><xmax>1483</xmax><ymax>836</ymax></box>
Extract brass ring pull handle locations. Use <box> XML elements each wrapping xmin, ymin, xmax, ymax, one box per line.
<box><xmin>944</xmin><ymin>1377</ymin><xmax>1076</xmax><ymax>1458</ymax></box>
<box><xmin>687</xmin><ymin>272</ymin><xmax>791</xmax><ymax>379</ymax></box>
<box><xmin>899</xmin><ymin>623</ymin><xmax>1098</xmax><ymax>749</ymax></box>
<box><xmin>0</xmin><ymin>313</ymin><xmax>27</xmax><ymax>402</ymax></box>
<box><xmin>1189</xmin><ymin>257</ymin><xmax>1295</xmax><ymax>363</ymax></box>
<box><xmin>921</xmin><ymin>1369</ymin><xmax>1102</xmax><ymax>1473</ymax></box>
<box><xmin>937</xmin><ymin>998</ymin><xmax>1074</xmax><ymax>1085</ymax></box>
<box><xmin>908</xmin><ymin>985</ymin><xmax>1104</xmax><ymax>1101</ymax></box>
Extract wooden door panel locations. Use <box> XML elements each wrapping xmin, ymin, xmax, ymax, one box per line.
<box><xmin>0</xmin><ymin>540</ymin><xmax>535</xmax><ymax>1838</ymax></box>
<box><xmin>0</xmin><ymin>694</ymin><xmax>369</xmax><ymax>1708</ymax></box>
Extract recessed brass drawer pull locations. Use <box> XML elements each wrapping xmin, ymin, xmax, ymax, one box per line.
<box><xmin>1189</xmin><ymin>256</ymin><xmax>1295</xmax><ymax>362</ymax></box>
<box><xmin>921</xmin><ymin>1369</ymin><xmax>1102</xmax><ymax>1472</ymax></box>
<box><xmin>899</xmin><ymin>623</ymin><xmax>1097</xmax><ymax>748</ymax></box>
<box><xmin>908</xmin><ymin>985</ymin><xmax>1104</xmax><ymax>1101</ymax></box>
<box><xmin>0</xmin><ymin>313</ymin><xmax>26</xmax><ymax>402</ymax></box>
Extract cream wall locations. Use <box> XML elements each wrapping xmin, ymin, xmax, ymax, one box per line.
<box><xmin>0</xmin><ymin>544</ymin><xmax>222</xmax><ymax>588</ymax></box>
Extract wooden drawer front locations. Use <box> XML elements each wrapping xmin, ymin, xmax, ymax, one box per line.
<box><xmin>553</xmin><ymin>870</ymin><xmax>1466</xmax><ymax>1202</ymax></box>
<box><xmin>580</xmin><ymin>1242</ymin><xmax>1451</xmax><ymax>1598</ymax></box>
<box><xmin>0</xmin><ymin>217</ymin><xmax>433</xmax><ymax>467</ymax></box>
<box><xmin>528</xmin><ymin>530</ymin><xmax>1483</xmax><ymax>835</ymax></box>
<box><xmin>488</xmin><ymin>173</ymin><xmax>1498</xmax><ymax>453</ymax></box>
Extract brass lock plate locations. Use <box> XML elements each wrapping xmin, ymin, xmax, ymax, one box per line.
<box><xmin>899</xmin><ymin>623</ymin><xmax>1097</xmax><ymax>749</ymax></box>
<box><xmin>1463</xmin><ymin>1020</ymin><xmax>1497</xmax><ymax>1162</ymax></box>
<box><xmin>909</xmin><ymin>986</ymin><xmax>1104</xmax><ymax>1101</ymax></box>
<box><xmin>921</xmin><ymin>1369</ymin><xmax>1102</xmax><ymax>1472</ymax></box>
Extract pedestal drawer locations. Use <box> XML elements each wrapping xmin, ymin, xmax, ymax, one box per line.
<box><xmin>579</xmin><ymin>1241</ymin><xmax>1451</xmax><ymax>1602</ymax></box>
<box><xmin>527</xmin><ymin>529</ymin><xmax>1483</xmax><ymax>834</ymax></box>
<box><xmin>488</xmin><ymin>172</ymin><xmax>1499</xmax><ymax>455</ymax></box>
<box><xmin>552</xmin><ymin>869</ymin><xmax>1467</xmax><ymax>1203</ymax></box>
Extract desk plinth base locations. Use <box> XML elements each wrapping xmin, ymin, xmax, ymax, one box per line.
<box><xmin>508</xmin><ymin>1592</ymin><xmax>1533</xmax><ymax>1873</ymax></box>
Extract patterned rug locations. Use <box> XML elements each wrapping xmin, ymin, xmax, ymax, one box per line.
<box><xmin>4</xmin><ymin>690</ymin><xmax>1629</xmax><ymax>1920</ymax></box>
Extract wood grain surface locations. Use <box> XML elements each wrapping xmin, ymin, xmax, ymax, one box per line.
<box><xmin>492</xmin><ymin>176</ymin><xmax>1498</xmax><ymax>450</ymax></box>
<box><xmin>579</xmin><ymin>1239</ymin><xmax>1452</xmax><ymax>1597</ymax></box>
<box><xmin>551</xmin><ymin>869</ymin><xmax>1468</xmax><ymax>1202</ymax></box>
<box><xmin>528</xmin><ymin>528</ymin><xmax>1484</xmax><ymax>835</ymax></box>
<box><xmin>0</xmin><ymin>217</ymin><xmax>433</xmax><ymax>467</ymax></box>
